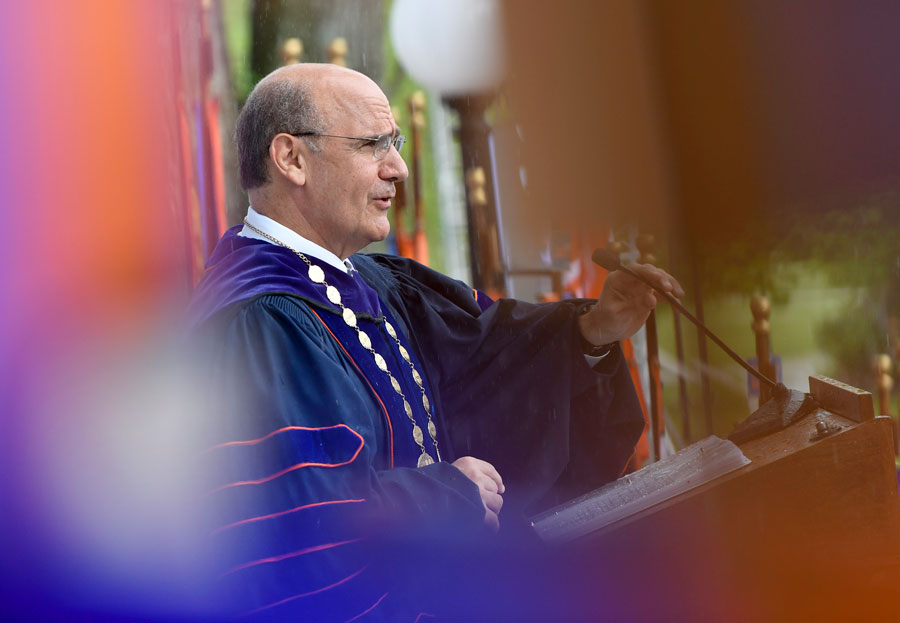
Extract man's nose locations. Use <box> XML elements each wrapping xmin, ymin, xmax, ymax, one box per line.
<box><xmin>379</xmin><ymin>146</ymin><xmax>409</xmax><ymax>182</ymax></box>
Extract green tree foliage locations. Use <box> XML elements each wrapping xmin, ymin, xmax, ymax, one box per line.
<box><xmin>787</xmin><ymin>196</ymin><xmax>900</xmax><ymax>385</ymax></box>
<box><xmin>696</xmin><ymin>194</ymin><xmax>900</xmax><ymax>390</ymax></box>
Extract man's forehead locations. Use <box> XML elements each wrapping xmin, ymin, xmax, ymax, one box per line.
<box><xmin>318</xmin><ymin>72</ymin><xmax>386</xmax><ymax>103</ymax></box>
<box><xmin>271</xmin><ymin>61</ymin><xmax>359</xmax><ymax>84</ymax></box>
<box><xmin>316</xmin><ymin>75</ymin><xmax>395</xmax><ymax>131</ymax></box>
<box><xmin>260</xmin><ymin>64</ymin><xmax>394</xmax><ymax>133</ymax></box>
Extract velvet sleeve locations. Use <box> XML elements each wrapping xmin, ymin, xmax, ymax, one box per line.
<box><xmin>358</xmin><ymin>255</ymin><xmax>645</xmax><ymax>517</ymax></box>
<box><xmin>197</xmin><ymin>294</ymin><xmax>486</xmax><ymax>620</ymax></box>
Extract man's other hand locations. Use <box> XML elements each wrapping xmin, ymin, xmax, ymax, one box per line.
<box><xmin>451</xmin><ymin>456</ymin><xmax>505</xmax><ymax>532</ymax></box>
<box><xmin>579</xmin><ymin>263</ymin><xmax>684</xmax><ymax>346</ymax></box>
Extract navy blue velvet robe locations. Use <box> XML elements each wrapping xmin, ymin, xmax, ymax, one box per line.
<box><xmin>190</xmin><ymin>226</ymin><xmax>643</xmax><ymax>620</ymax></box>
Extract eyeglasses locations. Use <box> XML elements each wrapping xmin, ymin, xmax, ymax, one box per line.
<box><xmin>292</xmin><ymin>132</ymin><xmax>406</xmax><ymax>160</ymax></box>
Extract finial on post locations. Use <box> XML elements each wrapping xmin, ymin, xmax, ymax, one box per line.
<box><xmin>877</xmin><ymin>354</ymin><xmax>893</xmax><ymax>416</ymax></box>
<box><xmin>636</xmin><ymin>233</ymin><xmax>657</xmax><ymax>265</ymax></box>
<box><xmin>328</xmin><ymin>37</ymin><xmax>348</xmax><ymax>67</ymax></box>
<box><xmin>751</xmin><ymin>295</ymin><xmax>774</xmax><ymax>403</ymax></box>
<box><xmin>464</xmin><ymin>166</ymin><xmax>502</xmax><ymax>297</ymax></box>
<box><xmin>465</xmin><ymin>167</ymin><xmax>488</xmax><ymax>206</ymax></box>
<box><xmin>751</xmin><ymin>296</ymin><xmax>772</xmax><ymax>343</ymax></box>
<box><xmin>281</xmin><ymin>38</ymin><xmax>303</xmax><ymax>65</ymax></box>
<box><xmin>407</xmin><ymin>91</ymin><xmax>428</xmax><ymax>265</ymax></box>
<box><xmin>608</xmin><ymin>240</ymin><xmax>627</xmax><ymax>256</ymax></box>
<box><xmin>410</xmin><ymin>90</ymin><xmax>427</xmax><ymax>128</ymax></box>
<box><xmin>389</xmin><ymin>105</ymin><xmax>412</xmax><ymax>257</ymax></box>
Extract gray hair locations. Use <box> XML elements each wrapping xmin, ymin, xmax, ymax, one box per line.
<box><xmin>234</xmin><ymin>77</ymin><xmax>325</xmax><ymax>190</ymax></box>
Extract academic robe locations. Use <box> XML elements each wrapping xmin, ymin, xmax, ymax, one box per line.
<box><xmin>189</xmin><ymin>226</ymin><xmax>643</xmax><ymax>620</ymax></box>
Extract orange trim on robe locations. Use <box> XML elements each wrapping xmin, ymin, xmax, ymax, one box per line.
<box><xmin>345</xmin><ymin>592</ymin><xmax>389</xmax><ymax>622</ymax></box>
<box><xmin>244</xmin><ymin>565</ymin><xmax>369</xmax><ymax>616</ymax></box>
<box><xmin>210</xmin><ymin>423</ymin><xmax>358</xmax><ymax>450</ymax></box>
<box><xmin>212</xmin><ymin>498</ymin><xmax>365</xmax><ymax>535</ymax></box>
<box><xmin>209</xmin><ymin>426</ymin><xmax>365</xmax><ymax>493</ymax></box>
<box><xmin>224</xmin><ymin>538</ymin><xmax>362</xmax><ymax>576</ymax></box>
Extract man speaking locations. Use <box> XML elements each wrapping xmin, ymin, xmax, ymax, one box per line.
<box><xmin>190</xmin><ymin>63</ymin><xmax>682</xmax><ymax>620</ymax></box>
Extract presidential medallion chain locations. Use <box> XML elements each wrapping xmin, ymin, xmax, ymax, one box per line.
<box><xmin>243</xmin><ymin>219</ymin><xmax>440</xmax><ymax>467</ymax></box>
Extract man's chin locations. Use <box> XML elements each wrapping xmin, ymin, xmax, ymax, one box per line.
<box><xmin>357</xmin><ymin>224</ymin><xmax>390</xmax><ymax>252</ymax></box>
<box><xmin>372</xmin><ymin>220</ymin><xmax>390</xmax><ymax>243</ymax></box>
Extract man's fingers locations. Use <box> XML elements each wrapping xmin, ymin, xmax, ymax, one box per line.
<box><xmin>452</xmin><ymin>456</ymin><xmax>505</xmax><ymax>494</ymax></box>
<box><xmin>480</xmin><ymin>461</ymin><xmax>505</xmax><ymax>494</ymax></box>
<box><xmin>478</xmin><ymin>474</ymin><xmax>499</xmax><ymax>494</ymax></box>
<box><xmin>450</xmin><ymin>456</ymin><xmax>505</xmax><ymax>530</ymax></box>
<box><xmin>482</xmin><ymin>490</ymin><xmax>504</xmax><ymax>515</ymax></box>
<box><xmin>630</xmin><ymin>263</ymin><xmax>685</xmax><ymax>299</ymax></box>
<box><xmin>665</xmin><ymin>269</ymin><xmax>685</xmax><ymax>297</ymax></box>
<box><xmin>610</xmin><ymin>271</ymin><xmax>656</xmax><ymax>309</ymax></box>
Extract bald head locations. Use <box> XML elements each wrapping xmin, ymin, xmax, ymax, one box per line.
<box><xmin>234</xmin><ymin>64</ymin><xmax>407</xmax><ymax>258</ymax></box>
<box><xmin>234</xmin><ymin>64</ymin><xmax>383</xmax><ymax>190</ymax></box>
<box><xmin>272</xmin><ymin>61</ymin><xmax>370</xmax><ymax>85</ymax></box>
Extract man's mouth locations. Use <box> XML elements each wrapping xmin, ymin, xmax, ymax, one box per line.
<box><xmin>373</xmin><ymin>192</ymin><xmax>395</xmax><ymax>208</ymax></box>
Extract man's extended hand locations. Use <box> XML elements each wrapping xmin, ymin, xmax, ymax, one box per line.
<box><xmin>579</xmin><ymin>262</ymin><xmax>684</xmax><ymax>346</ymax></box>
<box><xmin>451</xmin><ymin>456</ymin><xmax>505</xmax><ymax>532</ymax></box>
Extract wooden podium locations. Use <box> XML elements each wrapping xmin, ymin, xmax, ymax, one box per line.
<box><xmin>532</xmin><ymin>376</ymin><xmax>900</xmax><ymax>621</ymax></box>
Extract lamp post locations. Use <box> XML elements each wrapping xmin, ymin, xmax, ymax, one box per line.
<box><xmin>389</xmin><ymin>0</ymin><xmax>506</xmax><ymax>294</ymax></box>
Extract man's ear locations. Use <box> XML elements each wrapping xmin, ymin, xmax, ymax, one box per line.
<box><xmin>269</xmin><ymin>134</ymin><xmax>307</xmax><ymax>186</ymax></box>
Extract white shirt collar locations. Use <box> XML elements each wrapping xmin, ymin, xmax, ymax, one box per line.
<box><xmin>238</xmin><ymin>206</ymin><xmax>353</xmax><ymax>274</ymax></box>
